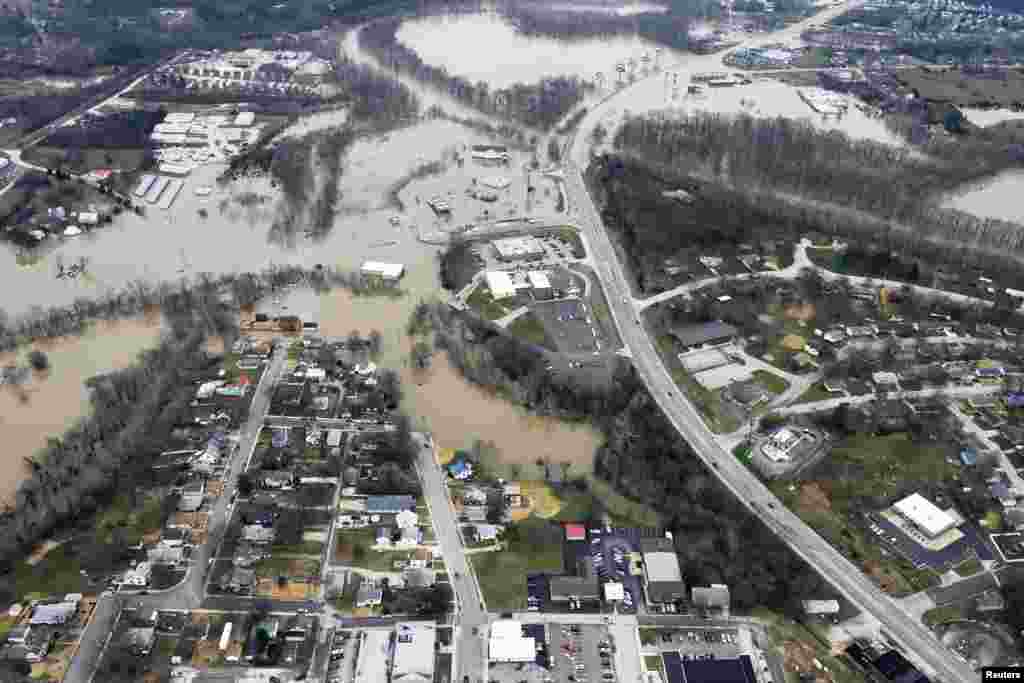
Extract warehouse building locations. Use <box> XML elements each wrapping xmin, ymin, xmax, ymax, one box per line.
<box><xmin>892</xmin><ymin>493</ymin><xmax>958</xmax><ymax>538</ymax></box>
<box><xmin>492</xmin><ymin>236</ymin><xmax>545</xmax><ymax>261</ymax></box>
<box><xmin>392</xmin><ymin>623</ymin><xmax>435</xmax><ymax>683</ymax></box>
<box><xmin>489</xmin><ymin>620</ymin><xmax>537</xmax><ymax>663</ymax></box>
<box><xmin>527</xmin><ymin>271</ymin><xmax>553</xmax><ymax>300</ymax></box>
<box><xmin>640</xmin><ymin>536</ymin><xmax>687</xmax><ymax>607</ymax></box>
<box><xmin>671</xmin><ymin>321</ymin><xmax>738</xmax><ymax>350</ymax></box>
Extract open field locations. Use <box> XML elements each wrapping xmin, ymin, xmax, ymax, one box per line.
<box><xmin>895</xmin><ymin>68</ymin><xmax>1024</xmax><ymax>108</ymax></box>
<box><xmin>471</xmin><ymin>536</ymin><xmax>563</xmax><ymax>609</ymax></box>
<box><xmin>508</xmin><ymin>312</ymin><xmax>555</xmax><ymax>349</ymax></box>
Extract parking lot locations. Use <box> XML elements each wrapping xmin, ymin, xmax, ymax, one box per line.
<box><xmin>550</xmin><ymin>623</ymin><xmax>618</xmax><ymax>683</ymax></box>
<box><xmin>589</xmin><ymin>531</ymin><xmax>641</xmax><ymax>613</ymax></box>
<box><xmin>534</xmin><ymin>299</ymin><xmax>601</xmax><ymax>354</ymax></box>
<box><xmin>649</xmin><ymin>627</ymin><xmax>742</xmax><ymax>659</ymax></box>
<box><xmin>323</xmin><ymin>628</ymin><xmax>358</xmax><ymax>683</ymax></box>
<box><xmin>473</xmin><ymin>232</ymin><xmax>584</xmax><ymax>272</ymax></box>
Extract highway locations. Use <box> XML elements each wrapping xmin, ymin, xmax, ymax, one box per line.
<box><xmin>558</xmin><ymin>9</ymin><xmax>975</xmax><ymax>680</ymax></box>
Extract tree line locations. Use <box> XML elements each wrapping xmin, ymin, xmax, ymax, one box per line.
<box><xmin>359</xmin><ymin>18</ymin><xmax>591</xmax><ymax>131</ymax></box>
<box><xmin>411</xmin><ymin>300</ymin><xmax>835</xmax><ymax>612</ymax></box>
<box><xmin>590</xmin><ymin>152</ymin><xmax>1024</xmax><ymax>297</ymax></box>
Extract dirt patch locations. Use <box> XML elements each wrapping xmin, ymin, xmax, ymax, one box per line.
<box><xmin>208</xmin><ymin>480</ymin><xmax>225</xmax><ymax>497</ymax></box>
<box><xmin>781</xmin><ymin>333</ymin><xmax>807</xmax><ymax>351</ymax></box>
<box><xmin>864</xmin><ymin>559</ymin><xmax>900</xmax><ymax>594</ymax></box>
<box><xmin>797</xmin><ymin>483</ymin><xmax>832</xmax><ymax>514</ymax></box>
<box><xmin>191</xmin><ymin>639</ymin><xmax>222</xmax><ymax>667</ymax></box>
<box><xmin>334</xmin><ymin>534</ymin><xmax>356</xmax><ymax>562</ymax></box>
<box><xmin>257</xmin><ymin>578</ymin><xmax>316</xmax><ymax>600</ymax></box>
<box><xmin>781</xmin><ymin>639</ymin><xmax>837</xmax><ymax>682</ymax></box>
<box><xmin>27</xmin><ymin>539</ymin><xmax>65</xmax><ymax>566</ymax></box>
<box><xmin>784</xmin><ymin>303</ymin><xmax>816</xmax><ymax>321</ymax></box>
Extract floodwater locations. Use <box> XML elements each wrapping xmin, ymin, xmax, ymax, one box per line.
<box><xmin>0</xmin><ymin>317</ymin><xmax>162</xmax><ymax>504</ymax></box>
<box><xmin>606</xmin><ymin>78</ymin><xmax>907</xmax><ymax>148</ymax></box>
<box><xmin>395</xmin><ymin>12</ymin><xmax>682</xmax><ymax>89</ymax></box>
<box><xmin>270</xmin><ymin>286</ymin><xmax>604</xmax><ymax>473</ymax></box>
<box><xmin>0</xmin><ymin>119</ymin><xmax>516</xmax><ymax>317</ymax></box>
<box><xmin>962</xmin><ymin>107</ymin><xmax>1024</xmax><ymax>128</ymax></box>
<box><xmin>942</xmin><ymin>169</ymin><xmax>1024</xmax><ymax>226</ymax></box>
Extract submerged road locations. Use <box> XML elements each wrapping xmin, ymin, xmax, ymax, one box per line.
<box><xmin>560</xmin><ymin>4</ymin><xmax>976</xmax><ymax>679</ymax></box>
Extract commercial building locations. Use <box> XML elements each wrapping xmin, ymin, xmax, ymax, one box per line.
<box><xmin>527</xmin><ymin>271</ymin><xmax>553</xmax><ymax>300</ymax></box>
<box><xmin>360</xmin><ymin>261</ymin><xmax>405</xmax><ymax>283</ymax></box>
<box><xmin>355</xmin><ymin>630</ymin><xmax>391</xmax><ymax>683</ymax></box>
<box><xmin>671</xmin><ymin>321</ymin><xmax>738</xmax><ymax>349</ymax></box>
<box><xmin>663</xmin><ymin>652</ymin><xmax>756</xmax><ymax>683</ymax></box>
<box><xmin>485</xmin><ymin>271</ymin><xmax>517</xmax><ymax>300</ymax></box>
<box><xmin>892</xmin><ymin>493</ymin><xmax>958</xmax><ymax>538</ymax></box>
<box><xmin>492</xmin><ymin>236</ymin><xmax>545</xmax><ymax>261</ymax></box>
<box><xmin>392</xmin><ymin>623</ymin><xmax>436</xmax><ymax>683</ymax></box>
<box><xmin>234</xmin><ymin>111</ymin><xmax>255</xmax><ymax>127</ymax></box>
<box><xmin>489</xmin><ymin>620</ymin><xmax>537</xmax><ymax>663</ymax></box>
<box><xmin>691</xmin><ymin>584</ymin><xmax>730</xmax><ymax>616</ymax></box>
<box><xmin>29</xmin><ymin>600</ymin><xmax>78</xmax><ymax>626</ymax></box>
<box><xmin>640</xmin><ymin>536</ymin><xmax>687</xmax><ymax>606</ymax></box>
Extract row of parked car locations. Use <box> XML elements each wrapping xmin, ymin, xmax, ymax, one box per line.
<box><xmin>325</xmin><ymin>630</ymin><xmax>351</xmax><ymax>683</ymax></box>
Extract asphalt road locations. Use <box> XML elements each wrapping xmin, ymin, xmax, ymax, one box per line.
<box><xmin>416</xmin><ymin>437</ymin><xmax>489</xmax><ymax>683</ymax></box>
<box><xmin>64</xmin><ymin>345</ymin><xmax>288</xmax><ymax>683</ymax></box>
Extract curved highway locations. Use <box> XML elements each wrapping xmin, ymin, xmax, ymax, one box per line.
<box><xmin>561</xmin><ymin>5</ymin><xmax>975</xmax><ymax>681</ymax></box>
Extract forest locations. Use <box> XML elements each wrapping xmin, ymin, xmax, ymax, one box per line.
<box><xmin>359</xmin><ymin>18</ymin><xmax>591</xmax><ymax>130</ymax></box>
<box><xmin>411</xmin><ymin>300</ymin><xmax>835</xmax><ymax>612</ymax></box>
<box><xmin>589</xmin><ymin>152</ymin><xmax>1024</xmax><ymax>296</ymax></box>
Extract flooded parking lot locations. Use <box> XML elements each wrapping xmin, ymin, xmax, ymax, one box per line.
<box><xmin>942</xmin><ymin>169</ymin><xmax>1024</xmax><ymax>226</ymax></box>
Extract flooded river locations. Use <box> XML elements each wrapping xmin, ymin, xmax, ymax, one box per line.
<box><xmin>0</xmin><ymin>317</ymin><xmax>162</xmax><ymax>503</ymax></box>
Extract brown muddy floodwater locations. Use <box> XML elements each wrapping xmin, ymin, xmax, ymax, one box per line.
<box><xmin>0</xmin><ymin>317</ymin><xmax>162</xmax><ymax>503</ymax></box>
<box><xmin>272</xmin><ymin>286</ymin><xmax>604</xmax><ymax>476</ymax></box>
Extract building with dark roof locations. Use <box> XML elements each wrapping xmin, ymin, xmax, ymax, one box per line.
<box><xmin>640</xmin><ymin>537</ymin><xmax>686</xmax><ymax>606</ymax></box>
<box><xmin>671</xmin><ymin>321</ymin><xmax>738</xmax><ymax>349</ymax></box>
<box><xmin>366</xmin><ymin>495</ymin><xmax>415</xmax><ymax>514</ymax></box>
<box><xmin>663</xmin><ymin>653</ymin><xmax>756</xmax><ymax>683</ymax></box>
<box><xmin>548</xmin><ymin>576</ymin><xmax>600</xmax><ymax>605</ymax></box>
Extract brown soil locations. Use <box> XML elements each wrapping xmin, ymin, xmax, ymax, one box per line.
<box><xmin>257</xmin><ymin>577</ymin><xmax>315</xmax><ymax>600</ymax></box>
<box><xmin>797</xmin><ymin>483</ymin><xmax>832</xmax><ymax>514</ymax></box>
<box><xmin>334</xmin><ymin>534</ymin><xmax>355</xmax><ymax>562</ymax></box>
<box><xmin>864</xmin><ymin>559</ymin><xmax>900</xmax><ymax>594</ymax></box>
<box><xmin>781</xmin><ymin>640</ymin><xmax>838</xmax><ymax>683</ymax></box>
<box><xmin>191</xmin><ymin>640</ymin><xmax>221</xmax><ymax>667</ymax></box>
<box><xmin>784</xmin><ymin>303</ymin><xmax>816</xmax><ymax>321</ymax></box>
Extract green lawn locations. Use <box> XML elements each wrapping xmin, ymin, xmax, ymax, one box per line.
<box><xmin>466</xmin><ymin>286</ymin><xmax>510</xmax><ymax>321</ymax></box>
<box><xmin>643</xmin><ymin>655</ymin><xmax>665</xmax><ymax>673</ymax></box>
<box><xmin>471</xmin><ymin>531</ymin><xmax>564</xmax><ymax>610</ymax></box>
<box><xmin>753</xmin><ymin>369</ymin><xmax>790</xmax><ymax>395</ymax></box>
<box><xmin>507</xmin><ymin>312</ymin><xmax>554</xmax><ymax>349</ymax></box>
<box><xmin>771</xmin><ymin>432</ymin><xmax>952</xmax><ymax>596</ymax></box>
<box><xmin>795</xmin><ymin>382</ymin><xmax>837</xmax><ymax>405</ymax></box>
<box><xmin>954</xmin><ymin>557</ymin><xmax>983</xmax><ymax>577</ymax></box>
<box><xmin>923</xmin><ymin>605</ymin><xmax>965</xmax><ymax>627</ymax></box>
<box><xmin>13</xmin><ymin>546</ymin><xmax>88</xmax><ymax>598</ymax></box>
<box><xmin>271</xmin><ymin>541</ymin><xmax>324</xmax><ymax>556</ymax></box>
<box><xmin>335</xmin><ymin>529</ymin><xmax>412</xmax><ymax>572</ymax></box>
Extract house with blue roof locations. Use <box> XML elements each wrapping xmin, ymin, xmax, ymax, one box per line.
<box><xmin>447</xmin><ymin>458</ymin><xmax>473</xmax><ymax>481</ymax></box>
<box><xmin>366</xmin><ymin>495</ymin><xmax>415</xmax><ymax>515</ymax></box>
<box><xmin>959</xmin><ymin>448</ymin><xmax>978</xmax><ymax>466</ymax></box>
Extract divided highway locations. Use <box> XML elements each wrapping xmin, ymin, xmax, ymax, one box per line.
<box><xmin>562</xmin><ymin>163</ymin><xmax>974</xmax><ymax>683</ymax></box>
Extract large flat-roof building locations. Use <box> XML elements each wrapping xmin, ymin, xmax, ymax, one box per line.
<box><xmin>492</xmin><ymin>236</ymin><xmax>545</xmax><ymax>261</ymax></box>
<box><xmin>354</xmin><ymin>630</ymin><xmax>390</xmax><ymax>683</ymax></box>
<box><xmin>527</xmin><ymin>271</ymin><xmax>553</xmax><ymax>300</ymax></box>
<box><xmin>663</xmin><ymin>652</ymin><xmax>757</xmax><ymax>683</ymax></box>
<box><xmin>640</xmin><ymin>537</ymin><xmax>687</xmax><ymax>606</ymax></box>
<box><xmin>489</xmin><ymin>620</ymin><xmax>537</xmax><ymax>663</ymax></box>
<box><xmin>392</xmin><ymin>623</ymin><xmax>435</xmax><ymax>683</ymax></box>
<box><xmin>892</xmin><ymin>493</ymin><xmax>958</xmax><ymax>538</ymax></box>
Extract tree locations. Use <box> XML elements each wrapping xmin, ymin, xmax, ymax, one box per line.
<box><xmin>368</xmin><ymin>329</ymin><xmax>383</xmax><ymax>355</ymax></box>
<box><xmin>27</xmin><ymin>350</ymin><xmax>49</xmax><ymax>371</ymax></box>
<box><xmin>237</xmin><ymin>472</ymin><xmax>255</xmax><ymax>498</ymax></box>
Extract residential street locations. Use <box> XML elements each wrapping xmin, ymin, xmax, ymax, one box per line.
<box><xmin>416</xmin><ymin>435</ymin><xmax>489</xmax><ymax>683</ymax></box>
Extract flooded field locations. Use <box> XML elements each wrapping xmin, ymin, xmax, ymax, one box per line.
<box><xmin>395</xmin><ymin>12</ymin><xmax>681</xmax><ymax>89</ymax></box>
<box><xmin>943</xmin><ymin>169</ymin><xmax>1024</xmax><ymax>226</ymax></box>
<box><xmin>0</xmin><ymin>317</ymin><xmax>162</xmax><ymax>503</ymax></box>
<box><xmin>0</xmin><ymin>119</ymin><xmax>524</xmax><ymax>317</ymax></box>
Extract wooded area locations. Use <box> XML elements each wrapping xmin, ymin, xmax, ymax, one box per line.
<box><xmin>415</xmin><ymin>301</ymin><xmax>834</xmax><ymax>611</ymax></box>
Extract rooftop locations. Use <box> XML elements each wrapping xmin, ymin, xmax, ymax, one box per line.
<box><xmin>671</xmin><ymin>321</ymin><xmax>738</xmax><ymax>348</ymax></box>
<box><xmin>392</xmin><ymin>623</ymin><xmax>436</xmax><ymax>683</ymax></box>
<box><xmin>893</xmin><ymin>493</ymin><xmax>958</xmax><ymax>537</ymax></box>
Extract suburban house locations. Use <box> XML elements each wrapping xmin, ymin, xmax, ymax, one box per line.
<box><xmin>123</xmin><ymin>562</ymin><xmax>153</xmax><ymax>588</ymax></box>
<box><xmin>242</xmin><ymin>524</ymin><xmax>276</xmax><ymax>544</ymax></box>
<box><xmin>355</xmin><ymin>582</ymin><xmax>383</xmax><ymax>608</ymax></box>
<box><xmin>692</xmin><ymin>584</ymin><xmax>731</xmax><ymax>617</ymax></box>
<box><xmin>120</xmin><ymin>627</ymin><xmax>156</xmax><ymax>656</ymax></box>
<box><xmin>220</xmin><ymin>567</ymin><xmax>256</xmax><ymax>594</ymax></box>
<box><xmin>178</xmin><ymin>479</ymin><xmax>206</xmax><ymax>512</ymax></box>
<box><xmin>28</xmin><ymin>600</ymin><xmax>78</xmax><ymax>626</ymax></box>
<box><xmin>261</xmin><ymin>471</ymin><xmax>294</xmax><ymax>490</ymax></box>
<box><xmin>366</xmin><ymin>495</ymin><xmax>415</xmax><ymax>515</ymax></box>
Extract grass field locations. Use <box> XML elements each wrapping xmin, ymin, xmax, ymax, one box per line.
<box><xmin>466</xmin><ymin>286</ymin><xmax>510</xmax><ymax>321</ymax></box>
<box><xmin>795</xmin><ymin>382</ymin><xmax>837</xmax><ymax>405</ymax></box>
<box><xmin>471</xmin><ymin>536</ymin><xmax>564</xmax><ymax>609</ymax></box>
<box><xmin>922</xmin><ymin>604</ymin><xmax>965</xmax><ymax>628</ymax></box>
<box><xmin>508</xmin><ymin>312</ymin><xmax>554</xmax><ymax>349</ymax></box>
<box><xmin>654</xmin><ymin>334</ymin><xmax>741</xmax><ymax>434</ymax></box>
<box><xmin>753</xmin><ymin>369</ymin><xmax>790</xmax><ymax>395</ymax></box>
<box><xmin>335</xmin><ymin>529</ymin><xmax>410</xmax><ymax>572</ymax></box>
<box><xmin>953</xmin><ymin>557</ymin><xmax>983</xmax><ymax>577</ymax></box>
<box><xmin>771</xmin><ymin>432</ymin><xmax>952</xmax><ymax>595</ymax></box>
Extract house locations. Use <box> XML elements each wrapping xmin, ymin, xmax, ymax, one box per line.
<box><xmin>484</xmin><ymin>271</ymin><xmax>517</xmax><ymax>300</ymax></box>
<box><xmin>447</xmin><ymin>458</ymin><xmax>473</xmax><ymax>481</ymax></box>
<box><xmin>375</xmin><ymin>526</ymin><xmax>392</xmax><ymax>548</ymax></box>
<box><xmin>148</xmin><ymin>545</ymin><xmax>185</xmax><ymax>565</ymax></box>
<box><xmin>395</xmin><ymin>509</ymin><xmax>418</xmax><ymax>530</ymax></box>
<box><xmin>29</xmin><ymin>601</ymin><xmax>78</xmax><ymax>626</ymax></box>
<box><xmin>261</xmin><ymin>470</ymin><xmax>294</xmax><ymax>490</ymax></box>
<box><xmin>242</xmin><ymin>524</ymin><xmax>276</xmax><ymax>544</ymax></box>
<box><xmin>397</xmin><ymin>525</ymin><xmax>420</xmax><ymax>548</ymax></box>
<box><xmin>802</xmin><ymin>599</ymin><xmax>841</xmax><ymax>620</ymax></box>
<box><xmin>564</xmin><ymin>523</ymin><xmax>586</xmax><ymax>542</ymax></box>
<box><xmin>123</xmin><ymin>562</ymin><xmax>153</xmax><ymax>588</ymax></box>
<box><xmin>403</xmin><ymin>567</ymin><xmax>435</xmax><ymax>589</ymax></box>
<box><xmin>0</xmin><ymin>626</ymin><xmax>52</xmax><ymax>663</ymax></box>
<box><xmin>463</xmin><ymin>487</ymin><xmax>487</xmax><ymax>506</ymax></box>
<box><xmin>991</xmin><ymin>480</ymin><xmax>1017</xmax><ymax>508</ymax></box>
<box><xmin>822</xmin><ymin>329</ymin><xmax>846</xmax><ymax>344</ymax></box>
<box><xmin>178</xmin><ymin>479</ymin><xmax>206</xmax><ymax>512</ymax></box>
<box><xmin>161</xmin><ymin>527</ymin><xmax>190</xmax><ymax>547</ymax></box>
<box><xmin>474</xmin><ymin>525</ymin><xmax>499</xmax><ymax>542</ymax></box>
<box><xmin>671</xmin><ymin>321</ymin><xmax>737</xmax><ymax>349</ymax></box>
<box><xmin>691</xmin><ymin>584</ymin><xmax>730</xmax><ymax>616</ymax></box>
<box><xmin>220</xmin><ymin>567</ymin><xmax>256</xmax><ymax>593</ymax></box>
<box><xmin>366</xmin><ymin>495</ymin><xmax>415</xmax><ymax>515</ymax></box>
<box><xmin>120</xmin><ymin>627</ymin><xmax>156</xmax><ymax>656</ymax></box>
<box><xmin>355</xmin><ymin>582</ymin><xmax>383</xmax><ymax>608</ymax></box>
